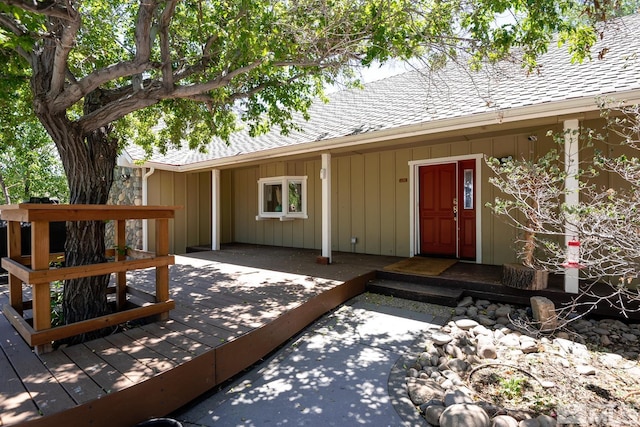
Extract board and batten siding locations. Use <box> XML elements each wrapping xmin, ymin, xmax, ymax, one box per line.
<box><xmin>153</xmin><ymin>121</ymin><xmax>629</xmax><ymax>265</ymax></box>
<box><xmin>146</xmin><ymin>169</ymin><xmax>212</xmax><ymax>254</ymax></box>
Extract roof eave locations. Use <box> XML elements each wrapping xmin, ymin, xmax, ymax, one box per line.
<box><xmin>133</xmin><ymin>89</ymin><xmax>640</xmax><ymax>173</ymax></box>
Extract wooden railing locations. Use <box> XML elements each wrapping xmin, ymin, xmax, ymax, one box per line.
<box><xmin>1</xmin><ymin>204</ymin><xmax>180</xmax><ymax>354</ymax></box>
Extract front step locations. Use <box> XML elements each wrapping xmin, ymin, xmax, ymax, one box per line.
<box><xmin>366</xmin><ymin>278</ymin><xmax>463</xmax><ymax>307</ymax></box>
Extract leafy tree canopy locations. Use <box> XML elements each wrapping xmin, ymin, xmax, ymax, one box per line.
<box><xmin>0</xmin><ymin>0</ymin><xmax>618</xmax><ymax>160</ymax></box>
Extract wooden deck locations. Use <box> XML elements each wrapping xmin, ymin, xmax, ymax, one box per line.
<box><xmin>4</xmin><ymin>244</ymin><xmax>635</xmax><ymax>426</ymax></box>
<box><xmin>0</xmin><ymin>247</ymin><xmax>401</xmax><ymax>427</ymax></box>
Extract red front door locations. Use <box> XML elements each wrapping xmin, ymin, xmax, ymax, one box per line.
<box><xmin>419</xmin><ymin>161</ymin><xmax>476</xmax><ymax>259</ymax></box>
<box><xmin>420</xmin><ymin>163</ymin><xmax>457</xmax><ymax>257</ymax></box>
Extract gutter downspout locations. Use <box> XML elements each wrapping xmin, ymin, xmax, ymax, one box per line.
<box><xmin>142</xmin><ymin>167</ymin><xmax>155</xmax><ymax>252</ymax></box>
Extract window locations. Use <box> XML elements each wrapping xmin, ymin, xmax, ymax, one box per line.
<box><xmin>463</xmin><ymin>169</ymin><xmax>473</xmax><ymax>209</ymax></box>
<box><xmin>257</xmin><ymin>176</ymin><xmax>308</xmax><ymax>220</ymax></box>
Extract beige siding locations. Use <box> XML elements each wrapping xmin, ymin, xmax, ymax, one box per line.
<box><xmin>364</xmin><ymin>153</ymin><xmax>381</xmax><ymax>254</ymax></box>
<box><xmin>379</xmin><ymin>151</ymin><xmax>397</xmax><ymax>255</ymax></box>
<box><xmin>155</xmin><ymin>118</ymin><xmax>634</xmax><ymax>265</ymax></box>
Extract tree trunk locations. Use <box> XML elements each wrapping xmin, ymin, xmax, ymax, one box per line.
<box><xmin>502</xmin><ymin>263</ymin><xmax>549</xmax><ymax>290</ymax></box>
<box><xmin>34</xmin><ymin>92</ymin><xmax>118</xmax><ymax>343</ymax></box>
<box><xmin>30</xmin><ymin>19</ymin><xmax>119</xmax><ymax>343</ymax></box>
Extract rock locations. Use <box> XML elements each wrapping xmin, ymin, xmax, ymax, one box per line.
<box><xmin>491</xmin><ymin>415</ymin><xmax>518</xmax><ymax>427</ymax></box>
<box><xmin>518</xmin><ymin>419</ymin><xmax>540</xmax><ymax>427</ymax></box>
<box><xmin>473</xmin><ymin>325</ymin><xmax>492</xmax><ymax>336</ymax></box>
<box><xmin>477</xmin><ymin>335</ymin><xmax>497</xmax><ymax>359</ymax></box>
<box><xmin>432</xmin><ymin>332</ymin><xmax>454</xmax><ymax>345</ymax></box>
<box><xmin>476</xmin><ymin>401</ymin><xmax>505</xmax><ymax>418</ymax></box>
<box><xmin>495</xmin><ymin>305</ymin><xmax>512</xmax><ymax>318</ymax></box>
<box><xmin>444</xmin><ymin>389</ymin><xmax>473</xmax><ymax>406</ymax></box>
<box><xmin>455</xmin><ymin>307</ymin><xmax>468</xmax><ymax>316</ymax></box>
<box><xmin>407</xmin><ymin>378</ymin><xmax>446</xmax><ymax>405</ymax></box>
<box><xmin>530</xmin><ymin>296</ymin><xmax>557</xmax><ymax>331</ymax></box>
<box><xmin>599</xmin><ymin>353</ymin><xmax>623</xmax><ymax>367</ymax></box>
<box><xmin>536</xmin><ymin>414</ymin><xmax>557</xmax><ymax>427</ymax></box>
<box><xmin>467</xmin><ymin>306</ymin><xmax>479</xmax><ymax>318</ymax></box>
<box><xmin>424</xmin><ymin>403</ymin><xmax>446</xmax><ymax>425</ymax></box>
<box><xmin>458</xmin><ymin>296</ymin><xmax>474</xmax><ymax>308</ymax></box>
<box><xmin>520</xmin><ymin>340</ymin><xmax>539</xmax><ymax>354</ymax></box>
<box><xmin>576</xmin><ymin>365</ymin><xmax>596</xmax><ymax>375</ymax></box>
<box><xmin>498</xmin><ymin>334</ymin><xmax>520</xmax><ymax>347</ymax></box>
<box><xmin>445</xmin><ymin>343</ymin><xmax>464</xmax><ymax>359</ymax></box>
<box><xmin>439</xmin><ymin>404</ymin><xmax>490</xmax><ymax>427</ymax></box>
<box><xmin>496</xmin><ymin>316</ymin><xmax>510</xmax><ymax>325</ymax></box>
<box><xmin>441</xmin><ymin>358</ymin><xmax>470</xmax><ymax>375</ymax></box>
<box><xmin>478</xmin><ymin>315</ymin><xmax>497</xmax><ymax>327</ymax></box>
<box><xmin>456</xmin><ymin>318</ymin><xmax>480</xmax><ymax>330</ymax></box>
<box><xmin>622</xmin><ymin>333</ymin><xmax>638</xmax><ymax>342</ymax></box>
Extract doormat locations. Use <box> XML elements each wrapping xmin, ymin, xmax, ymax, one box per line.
<box><xmin>383</xmin><ymin>257</ymin><xmax>457</xmax><ymax>277</ymax></box>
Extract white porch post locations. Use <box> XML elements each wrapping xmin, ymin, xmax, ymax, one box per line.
<box><xmin>141</xmin><ymin>167</ymin><xmax>155</xmax><ymax>252</ymax></box>
<box><xmin>321</xmin><ymin>153</ymin><xmax>332</xmax><ymax>263</ymax></box>
<box><xmin>564</xmin><ymin>119</ymin><xmax>580</xmax><ymax>294</ymax></box>
<box><xmin>211</xmin><ymin>169</ymin><xmax>221</xmax><ymax>251</ymax></box>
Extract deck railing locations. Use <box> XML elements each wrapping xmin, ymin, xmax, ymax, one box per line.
<box><xmin>0</xmin><ymin>204</ymin><xmax>180</xmax><ymax>354</ymax></box>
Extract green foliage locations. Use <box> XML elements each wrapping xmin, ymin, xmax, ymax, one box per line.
<box><xmin>0</xmin><ymin>0</ymin><xmax>618</xmax><ymax>162</ymax></box>
<box><xmin>498</xmin><ymin>376</ymin><xmax>527</xmax><ymax>400</ymax></box>
<box><xmin>0</xmin><ymin>56</ymin><xmax>68</xmax><ymax>204</ymax></box>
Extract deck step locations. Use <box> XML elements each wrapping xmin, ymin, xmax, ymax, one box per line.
<box><xmin>366</xmin><ymin>278</ymin><xmax>463</xmax><ymax>307</ymax></box>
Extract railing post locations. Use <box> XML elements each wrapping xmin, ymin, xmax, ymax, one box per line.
<box><xmin>115</xmin><ymin>219</ymin><xmax>127</xmax><ymax>310</ymax></box>
<box><xmin>155</xmin><ymin>218</ymin><xmax>170</xmax><ymax>321</ymax></box>
<box><xmin>7</xmin><ymin>221</ymin><xmax>23</xmax><ymax>314</ymax></box>
<box><xmin>31</xmin><ymin>220</ymin><xmax>52</xmax><ymax>354</ymax></box>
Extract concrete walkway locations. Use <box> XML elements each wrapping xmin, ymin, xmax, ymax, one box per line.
<box><xmin>173</xmin><ymin>294</ymin><xmax>450</xmax><ymax>427</ymax></box>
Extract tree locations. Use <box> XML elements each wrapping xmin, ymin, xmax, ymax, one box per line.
<box><xmin>487</xmin><ymin>101</ymin><xmax>640</xmax><ymax>321</ymax></box>
<box><xmin>0</xmin><ymin>55</ymin><xmax>68</xmax><ymax>205</ymax></box>
<box><xmin>0</xmin><ymin>0</ymin><xmax>614</xmax><ymax>341</ymax></box>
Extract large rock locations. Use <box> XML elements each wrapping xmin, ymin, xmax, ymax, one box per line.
<box><xmin>530</xmin><ymin>296</ymin><xmax>557</xmax><ymax>331</ymax></box>
<box><xmin>477</xmin><ymin>335</ymin><xmax>497</xmax><ymax>359</ymax></box>
<box><xmin>491</xmin><ymin>415</ymin><xmax>518</xmax><ymax>427</ymax></box>
<box><xmin>439</xmin><ymin>404</ymin><xmax>490</xmax><ymax>427</ymax></box>
<box><xmin>407</xmin><ymin>378</ymin><xmax>446</xmax><ymax>405</ymax></box>
<box><xmin>424</xmin><ymin>404</ymin><xmax>446</xmax><ymax>426</ymax></box>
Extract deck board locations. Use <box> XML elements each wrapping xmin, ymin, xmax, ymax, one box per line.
<box><xmin>37</xmin><ymin>350</ymin><xmax>105</xmax><ymax>404</ymax></box>
<box><xmin>0</xmin><ymin>345</ymin><xmax>40</xmax><ymax>425</ymax></box>
<box><xmin>84</xmin><ymin>338</ymin><xmax>157</xmax><ymax>385</ymax></box>
<box><xmin>61</xmin><ymin>343</ymin><xmax>136</xmax><ymax>393</ymax></box>
<box><xmin>121</xmin><ymin>325</ymin><xmax>199</xmax><ymax>364</ymax></box>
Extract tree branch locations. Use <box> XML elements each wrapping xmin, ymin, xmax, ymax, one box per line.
<box><xmin>48</xmin><ymin>5</ymin><xmax>80</xmax><ymax>97</ymax></box>
<box><xmin>158</xmin><ymin>0</ymin><xmax>178</xmax><ymax>90</ymax></box>
<box><xmin>0</xmin><ymin>0</ymin><xmax>73</xmax><ymax>20</ymax></box>
<box><xmin>0</xmin><ymin>13</ymin><xmax>31</xmax><ymax>61</ymax></box>
<box><xmin>50</xmin><ymin>60</ymin><xmax>156</xmax><ymax>112</ymax></box>
<box><xmin>171</xmin><ymin>60</ymin><xmax>264</xmax><ymax>98</ymax></box>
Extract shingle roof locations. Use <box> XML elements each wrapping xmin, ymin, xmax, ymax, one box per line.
<box><xmin>126</xmin><ymin>14</ymin><xmax>640</xmax><ymax>168</ymax></box>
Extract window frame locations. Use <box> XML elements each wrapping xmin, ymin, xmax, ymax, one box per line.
<box><xmin>257</xmin><ymin>176</ymin><xmax>308</xmax><ymax>221</ymax></box>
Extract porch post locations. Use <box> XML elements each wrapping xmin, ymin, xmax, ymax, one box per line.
<box><xmin>142</xmin><ymin>166</ymin><xmax>155</xmax><ymax>252</ymax></box>
<box><xmin>211</xmin><ymin>168</ymin><xmax>221</xmax><ymax>251</ymax></box>
<box><xmin>321</xmin><ymin>153</ymin><xmax>332</xmax><ymax>263</ymax></box>
<box><xmin>564</xmin><ymin>119</ymin><xmax>580</xmax><ymax>294</ymax></box>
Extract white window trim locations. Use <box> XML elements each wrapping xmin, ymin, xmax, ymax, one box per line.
<box><xmin>256</xmin><ymin>176</ymin><xmax>308</xmax><ymax>221</ymax></box>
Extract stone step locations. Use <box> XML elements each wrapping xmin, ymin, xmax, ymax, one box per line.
<box><xmin>366</xmin><ymin>279</ymin><xmax>463</xmax><ymax>307</ymax></box>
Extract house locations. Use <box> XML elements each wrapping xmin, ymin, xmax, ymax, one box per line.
<box><xmin>116</xmin><ymin>14</ymin><xmax>640</xmax><ymax>293</ymax></box>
